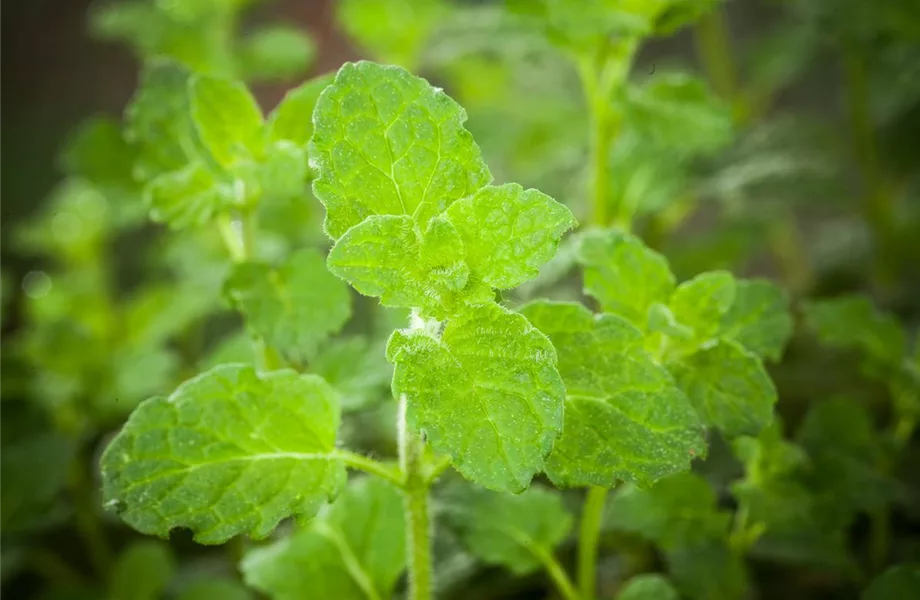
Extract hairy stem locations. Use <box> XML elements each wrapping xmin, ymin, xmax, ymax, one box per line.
<box><xmin>399</xmin><ymin>395</ymin><xmax>433</xmax><ymax>600</ymax></box>
<box><xmin>578</xmin><ymin>486</ymin><xmax>608</xmax><ymax>600</ymax></box>
<box><xmin>336</xmin><ymin>450</ymin><xmax>405</xmax><ymax>488</ymax></box>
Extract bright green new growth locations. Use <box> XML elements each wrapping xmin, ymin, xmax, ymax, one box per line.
<box><xmin>388</xmin><ymin>303</ymin><xmax>564</xmax><ymax>492</ymax></box>
<box><xmin>224</xmin><ymin>249</ymin><xmax>351</xmax><ymax>363</ymax></box>
<box><xmin>100</xmin><ymin>364</ymin><xmax>345</xmax><ymax>543</ymax></box>
<box><xmin>520</xmin><ymin>300</ymin><xmax>705</xmax><ymax>488</ymax></box>
<box><xmin>576</xmin><ymin>229</ymin><xmax>786</xmax><ymax>438</ymax></box>
<box><xmin>313</xmin><ymin>61</ymin><xmax>575</xmax><ymax>492</ymax></box>
<box><xmin>243</xmin><ymin>477</ymin><xmax>406</xmax><ymax>600</ymax></box>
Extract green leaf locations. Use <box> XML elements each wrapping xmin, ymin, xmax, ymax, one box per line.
<box><xmin>521</xmin><ymin>301</ymin><xmax>704</xmax><ymax>488</ymax></box>
<box><xmin>797</xmin><ymin>397</ymin><xmax>895</xmax><ymax>517</ymax></box>
<box><xmin>239</xmin><ymin>25</ymin><xmax>316</xmax><ymax>82</ymax></box>
<box><xmin>311</xmin><ymin>337</ymin><xmax>392</xmax><ymax>412</ymax></box>
<box><xmin>124</xmin><ymin>59</ymin><xmax>195</xmax><ymax>181</ymax></box>
<box><xmin>863</xmin><ymin>565</ymin><xmax>920</xmax><ymax>600</ymax></box>
<box><xmin>605</xmin><ymin>472</ymin><xmax>731</xmax><ymax>549</ymax></box>
<box><xmin>387</xmin><ymin>303</ymin><xmax>565</xmax><ymax>492</ymax></box>
<box><xmin>145</xmin><ymin>162</ymin><xmax>233</xmax><ymax>229</ymax></box>
<box><xmin>623</xmin><ymin>71</ymin><xmax>732</xmax><ymax>156</ymax></box>
<box><xmin>327</xmin><ymin>214</ymin><xmax>491</xmax><ymax>319</ymax></box>
<box><xmin>804</xmin><ymin>295</ymin><xmax>906</xmax><ymax>366</ymax></box>
<box><xmin>100</xmin><ymin>364</ymin><xmax>346</xmax><ymax>543</ymax></box>
<box><xmin>108</xmin><ymin>541</ymin><xmax>174</xmax><ymax>600</ymax></box>
<box><xmin>446</xmin><ymin>485</ymin><xmax>571</xmax><ymax>575</ymax></box>
<box><xmin>719</xmin><ymin>279</ymin><xmax>793</xmax><ymax>362</ymax></box>
<box><xmin>444</xmin><ymin>183</ymin><xmax>576</xmax><ymax>289</ymax></box>
<box><xmin>189</xmin><ymin>75</ymin><xmax>265</xmax><ymax>168</ymax></box>
<box><xmin>0</xmin><ymin>406</ymin><xmax>74</xmax><ymax>534</ymax></box>
<box><xmin>515</xmin><ymin>0</ymin><xmax>664</xmax><ymax>52</ymax></box>
<box><xmin>256</xmin><ymin>141</ymin><xmax>308</xmax><ymax>201</ymax></box>
<box><xmin>310</xmin><ymin>61</ymin><xmax>491</xmax><ymax>239</ymax></box>
<box><xmin>577</xmin><ymin>229</ymin><xmax>675</xmax><ymax>328</ymax></box>
<box><xmin>242</xmin><ymin>477</ymin><xmax>405</xmax><ymax>600</ymax></box>
<box><xmin>617</xmin><ymin>574</ymin><xmax>679</xmax><ymax>600</ymax></box>
<box><xmin>177</xmin><ymin>579</ymin><xmax>252</xmax><ymax>600</ymax></box>
<box><xmin>224</xmin><ymin>249</ymin><xmax>351</xmax><ymax>362</ymax></box>
<box><xmin>668</xmin><ymin>270</ymin><xmax>736</xmax><ymax>351</ymax></box>
<box><xmin>268</xmin><ymin>73</ymin><xmax>335</xmax><ymax>147</ymax></box>
<box><xmin>60</xmin><ymin>116</ymin><xmax>137</xmax><ymax>190</ymax></box>
<box><xmin>670</xmin><ymin>340</ymin><xmax>776</xmax><ymax>437</ymax></box>
<box><xmin>337</xmin><ymin>0</ymin><xmax>447</xmax><ymax>69</ymax></box>
<box><xmin>665</xmin><ymin>540</ymin><xmax>748</xmax><ymax>600</ymax></box>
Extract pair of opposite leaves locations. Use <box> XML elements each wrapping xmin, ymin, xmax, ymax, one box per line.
<box><xmin>102</xmin><ymin>61</ymin><xmax>787</xmax><ymax>548</ymax></box>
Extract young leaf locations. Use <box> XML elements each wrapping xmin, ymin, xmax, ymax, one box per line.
<box><xmin>242</xmin><ymin>477</ymin><xmax>405</xmax><ymax>600</ymax></box>
<box><xmin>108</xmin><ymin>541</ymin><xmax>175</xmax><ymax>600</ymax></box>
<box><xmin>863</xmin><ymin>564</ymin><xmax>920</xmax><ymax>600</ymax></box>
<box><xmin>521</xmin><ymin>301</ymin><xmax>704</xmax><ymax>488</ymax></box>
<box><xmin>577</xmin><ymin>229</ymin><xmax>675</xmax><ymax>328</ymax></box>
<box><xmin>327</xmin><ymin>214</ymin><xmax>490</xmax><ymax>319</ymax></box>
<box><xmin>719</xmin><ymin>279</ymin><xmax>793</xmax><ymax>362</ymax></box>
<box><xmin>605</xmin><ymin>472</ymin><xmax>731</xmax><ymax>550</ymax></box>
<box><xmin>145</xmin><ymin>162</ymin><xmax>232</xmax><ymax>229</ymax></box>
<box><xmin>804</xmin><ymin>295</ymin><xmax>906</xmax><ymax>366</ymax></box>
<box><xmin>444</xmin><ymin>183</ymin><xmax>576</xmax><ymax>289</ymax></box>
<box><xmin>617</xmin><ymin>574</ymin><xmax>679</xmax><ymax>600</ymax></box>
<box><xmin>623</xmin><ymin>71</ymin><xmax>732</xmax><ymax>156</ymax></box>
<box><xmin>337</xmin><ymin>0</ymin><xmax>447</xmax><ymax>69</ymax></box>
<box><xmin>101</xmin><ymin>364</ymin><xmax>346</xmax><ymax>543</ymax></box>
<box><xmin>124</xmin><ymin>60</ymin><xmax>194</xmax><ymax>181</ymax></box>
<box><xmin>224</xmin><ymin>249</ymin><xmax>351</xmax><ymax>363</ymax></box>
<box><xmin>268</xmin><ymin>73</ymin><xmax>335</xmax><ymax>147</ymax></box>
<box><xmin>310</xmin><ymin>61</ymin><xmax>491</xmax><ymax>239</ymax></box>
<box><xmin>189</xmin><ymin>75</ymin><xmax>265</xmax><ymax>168</ymax></box>
<box><xmin>668</xmin><ymin>270</ymin><xmax>737</xmax><ymax>351</ymax></box>
<box><xmin>238</xmin><ymin>25</ymin><xmax>316</xmax><ymax>82</ymax></box>
<box><xmin>60</xmin><ymin>116</ymin><xmax>137</xmax><ymax>191</ymax></box>
<box><xmin>446</xmin><ymin>485</ymin><xmax>571</xmax><ymax>575</ymax></box>
<box><xmin>387</xmin><ymin>303</ymin><xmax>565</xmax><ymax>492</ymax></box>
<box><xmin>670</xmin><ymin>340</ymin><xmax>776</xmax><ymax>437</ymax></box>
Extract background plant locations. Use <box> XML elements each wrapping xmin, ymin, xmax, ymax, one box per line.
<box><xmin>2</xmin><ymin>1</ymin><xmax>919</xmax><ymax>599</ymax></box>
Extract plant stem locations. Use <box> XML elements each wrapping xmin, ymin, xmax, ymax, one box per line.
<box><xmin>578</xmin><ymin>45</ymin><xmax>630</xmax><ymax>230</ymax></box>
<box><xmin>531</xmin><ymin>543</ymin><xmax>581</xmax><ymax>600</ymax></box>
<box><xmin>336</xmin><ymin>450</ymin><xmax>406</xmax><ymax>488</ymax></box>
<box><xmin>577</xmin><ymin>486</ymin><xmax>608</xmax><ymax>600</ymax></box>
<box><xmin>399</xmin><ymin>395</ymin><xmax>433</xmax><ymax>600</ymax></box>
<box><xmin>842</xmin><ymin>50</ymin><xmax>895</xmax><ymax>288</ymax></box>
<box><xmin>694</xmin><ymin>7</ymin><xmax>745</xmax><ymax>122</ymax></box>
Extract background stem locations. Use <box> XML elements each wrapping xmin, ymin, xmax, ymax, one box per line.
<box><xmin>577</xmin><ymin>486</ymin><xmax>608</xmax><ymax>600</ymax></box>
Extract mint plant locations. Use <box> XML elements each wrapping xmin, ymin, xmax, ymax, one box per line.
<box><xmin>4</xmin><ymin>1</ymin><xmax>920</xmax><ymax>599</ymax></box>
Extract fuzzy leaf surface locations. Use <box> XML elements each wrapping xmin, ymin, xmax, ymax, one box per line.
<box><xmin>577</xmin><ymin>229</ymin><xmax>674</xmax><ymax>328</ymax></box>
<box><xmin>670</xmin><ymin>340</ymin><xmax>776</xmax><ymax>437</ymax></box>
<box><xmin>101</xmin><ymin>364</ymin><xmax>345</xmax><ymax>544</ymax></box>
<box><xmin>444</xmin><ymin>183</ymin><xmax>576</xmax><ymax>289</ymax></box>
<box><xmin>521</xmin><ymin>301</ymin><xmax>704</xmax><ymax>488</ymax></box>
<box><xmin>387</xmin><ymin>303</ymin><xmax>564</xmax><ymax>492</ymax></box>
<box><xmin>310</xmin><ymin>61</ymin><xmax>491</xmax><ymax>238</ymax></box>
<box><xmin>719</xmin><ymin>279</ymin><xmax>793</xmax><ymax>362</ymax></box>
